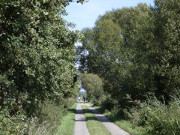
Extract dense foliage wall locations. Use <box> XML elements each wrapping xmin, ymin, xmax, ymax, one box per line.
<box><xmin>79</xmin><ymin>0</ymin><xmax>180</xmax><ymax>108</ymax></box>
<box><xmin>0</xmin><ymin>0</ymin><xmax>85</xmax><ymax>134</ymax></box>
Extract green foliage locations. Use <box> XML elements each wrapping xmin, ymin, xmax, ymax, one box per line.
<box><xmin>21</xmin><ymin>99</ymin><xmax>75</xmax><ymax>135</ymax></box>
<box><xmin>125</xmin><ymin>94</ymin><xmax>180</xmax><ymax>135</ymax></box>
<box><xmin>79</xmin><ymin>0</ymin><xmax>180</xmax><ymax>106</ymax></box>
<box><xmin>0</xmin><ymin>0</ymin><xmax>83</xmax><ymax>134</ymax></box>
<box><xmin>0</xmin><ymin>108</ymin><xmax>27</xmax><ymax>134</ymax></box>
<box><xmin>0</xmin><ymin>99</ymin><xmax>76</xmax><ymax>135</ymax></box>
<box><xmin>79</xmin><ymin>0</ymin><xmax>180</xmax><ymax>134</ymax></box>
<box><xmin>81</xmin><ymin>73</ymin><xmax>105</xmax><ymax>105</ymax></box>
<box><xmin>151</xmin><ymin>0</ymin><xmax>180</xmax><ymax>99</ymax></box>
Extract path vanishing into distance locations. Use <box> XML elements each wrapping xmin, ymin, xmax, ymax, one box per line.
<box><xmin>74</xmin><ymin>103</ymin><xmax>90</xmax><ymax>135</ymax></box>
<box><xmin>74</xmin><ymin>103</ymin><xmax>130</xmax><ymax>135</ymax></box>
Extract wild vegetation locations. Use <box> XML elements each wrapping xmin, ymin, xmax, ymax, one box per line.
<box><xmin>0</xmin><ymin>0</ymin><xmax>85</xmax><ymax>134</ymax></box>
<box><xmin>57</xmin><ymin>103</ymin><xmax>77</xmax><ymax>135</ymax></box>
<box><xmin>79</xmin><ymin>0</ymin><xmax>180</xmax><ymax>134</ymax></box>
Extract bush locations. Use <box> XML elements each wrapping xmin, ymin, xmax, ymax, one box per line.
<box><xmin>0</xmin><ymin>99</ymin><xmax>76</xmax><ymax>135</ymax></box>
<box><xmin>101</xmin><ymin>95</ymin><xmax>119</xmax><ymax>111</ymax></box>
<box><xmin>21</xmin><ymin>99</ymin><xmax>76</xmax><ymax>135</ymax></box>
<box><xmin>125</xmin><ymin>94</ymin><xmax>180</xmax><ymax>135</ymax></box>
<box><xmin>0</xmin><ymin>108</ymin><xmax>27</xmax><ymax>135</ymax></box>
<box><xmin>81</xmin><ymin>73</ymin><xmax>105</xmax><ymax>106</ymax></box>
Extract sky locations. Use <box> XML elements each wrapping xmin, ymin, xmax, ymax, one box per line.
<box><xmin>64</xmin><ymin>0</ymin><xmax>155</xmax><ymax>31</ymax></box>
<box><xmin>64</xmin><ymin>0</ymin><xmax>155</xmax><ymax>92</ymax></box>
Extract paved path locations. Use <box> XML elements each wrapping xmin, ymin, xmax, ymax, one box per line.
<box><xmin>74</xmin><ymin>103</ymin><xmax>130</xmax><ymax>135</ymax></box>
<box><xmin>74</xmin><ymin>103</ymin><xmax>90</xmax><ymax>135</ymax></box>
<box><xmin>85</xmin><ymin>103</ymin><xmax>130</xmax><ymax>135</ymax></box>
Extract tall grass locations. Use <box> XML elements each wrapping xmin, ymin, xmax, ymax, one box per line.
<box><xmin>20</xmin><ymin>98</ymin><xmax>76</xmax><ymax>135</ymax></box>
<box><xmin>57</xmin><ymin>103</ymin><xmax>77</xmax><ymax>135</ymax></box>
<box><xmin>125</xmin><ymin>94</ymin><xmax>180</xmax><ymax>135</ymax></box>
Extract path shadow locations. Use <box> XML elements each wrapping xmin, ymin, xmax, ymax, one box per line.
<box><xmin>68</xmin><ymin>108</ymin><xmax>77</xmax><ymax>113</ymax></box>
<box><xmin>83</xmin><ymin>108</ymin><xmax>111</xmax><ymax>123</ymax></box>
<box><xmin>69</xmin><ymin>104</ymin><xmax>115</xmax><ymax>123</ymax></box>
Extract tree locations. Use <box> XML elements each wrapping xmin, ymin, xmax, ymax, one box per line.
<box><xmin>150</xmin><ymin>0</ymin><xmax>180</xmax><ymax>100</ymax></box>
<box><xmin>0</xmin><ymin>0</ymin><xmax>86</xmax><ymax>133</ymax></box>
<box><xmin>81</xmin><ymin>73</ymin><xmax>104</xmax><ymax>105</ymax></box>
<box><xmin>79</xmin><ymin>1</ymin><xmax>180</xmax><ymax>109</ymax></box>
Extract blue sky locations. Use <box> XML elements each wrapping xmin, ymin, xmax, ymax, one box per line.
<box><xmin>64</xmin><ymin>0</ymin><xmax>154</xmax><ymax>31</ymax></box>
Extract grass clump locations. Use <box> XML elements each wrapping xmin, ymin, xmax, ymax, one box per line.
<box><xmin>57</xmin><ymin>103</ymin><xmax>77</xmax><ymax>135</ymax></box>
<box><xmin>82</xmin><ymin>105</ymin><xmax>110</xmax><ymax>135</ymax></box>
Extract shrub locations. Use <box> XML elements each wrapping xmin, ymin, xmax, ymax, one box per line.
<box><xmin>125</xmin><ymin>94</ymin><xmax>180</xmax><ymax>135</ymax></box>
<box><xmin>0</xmin><ymin>108</ymin><xmax>27</xmax><ymax>135</ymax></box>
<box><xmin>0</xmin><ymin>99</ymin><xmax>76</xmax><ymax>135</ymax></box>
<box><xmin>81</xmin><ymin>73</ymin><xmax>105</xmax><ymax>106</ymax></box>
<box><xmin>21</xmin><ymin>99</ymin><xmax>76</xmax><ymax>135</ymax></box>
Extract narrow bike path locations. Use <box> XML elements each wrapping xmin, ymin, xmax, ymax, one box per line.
<box><xmin>74</xmin><ymin>103</ymin><xmax>90</xmax><ymax>135</ymax></box>
<box><xmin>85</xmin><ymin>103</ymin><xmax>130</xmax><ymax>135</ymax></box>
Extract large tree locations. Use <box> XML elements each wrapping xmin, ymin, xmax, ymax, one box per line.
<box><xmin>0</xmin><ymin>0</ymin><xmax>86</xmax><ymax>133</ymax></box>
<box><xmin>79</xmin><ymin>0</ymin><xmax>180</xmax><ymax>109</ymax></box>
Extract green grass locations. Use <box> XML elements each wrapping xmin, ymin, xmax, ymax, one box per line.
<box><xmin>57</xmin><ymin>103</ymin><xmax>77</xmax><ymax>135</ymax></box>
<box><xmin>94</xmin><ymin>106</ymin><xmax>147</xmax><ymax>135</ymax></box>
<box><xmin>81</xmin><ymin>105</ymin><xmax>111</xmax><ymax>135</ymax></box>
<box><xmin>110</xmin><ymin>118</ymin><xmax>146</xmax><ymax>135</ymax></box>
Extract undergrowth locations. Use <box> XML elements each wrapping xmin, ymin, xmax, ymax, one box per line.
<box><xmin>57</xmin><ymin>103</ymin><xmax>77</xmax><ymax>135</ymax></box>
<box><xmin>125</xmin><ymin>94</ymin><xmax>180</xmax><ymax>135</ymax></box>
<box><xmin>0</xmin><ymin>98</ymin><xmax>76</xmax><ymax>135</ymax></box>
<box><xmin>94</xmin><ymin>93</ymin><xmax>180</xmax><ymax>135</ymax></box>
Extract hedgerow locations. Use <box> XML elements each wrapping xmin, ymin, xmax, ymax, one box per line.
<box><xmin>0</xmin><ymin>0</ymin><xmax>85</xmax><ymax>134</ymax></box>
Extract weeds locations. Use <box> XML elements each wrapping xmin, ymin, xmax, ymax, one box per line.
<box><xmin>0</xmin><ymin>98</ymin><xmax>76</xmax><ymax>135</ymax></box>
<box><xmin>125</xmin><ymin>94</ymin><xmax>180</xmax><ymax>135</ymax></box>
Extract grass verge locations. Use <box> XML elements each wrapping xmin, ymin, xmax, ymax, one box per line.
<box><xmin>57</xmin><ymin>103</ymin><xmax>77</xmax><ymax>135</ymax></box>
<box><xmin>81</xmin><ymin>105</ymin><xmax>111</xmax><ymax>135</ymax></box>
<box><xmin>94</xmin><ymin>106</ymin><xmax>146</xmax><ymax>135</ymax></box>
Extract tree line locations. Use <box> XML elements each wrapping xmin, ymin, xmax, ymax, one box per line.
<box><xmin>80</xmin><ymin>0</ymin><xmax>179</xmax><ymax>107</ymax></box>
<box><xmin>0</xmin><ymin>0</ymin><xmax>85</xmax><ymax>134</ymax></box>
<box><xmin>79</xmin><ymin>0</ymin><xmax>180</xmax><ymax>134</ymax></box>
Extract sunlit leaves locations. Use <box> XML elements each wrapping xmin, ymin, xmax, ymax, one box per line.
<box><xmin>79</xmin><ymin>0</ymin><xmax>180</xmax><ymax>108</ymax></box>
<box><xmin>0</xmin><ymin>0</ymin><xmax>79</xmax><ymax>121</ymax></box>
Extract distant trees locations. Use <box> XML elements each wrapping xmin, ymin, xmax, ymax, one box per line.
<box><xmin>79</xmin><ymin>0</ymin><xmax>180</xmax><ymax>108</ymax></box>
<box><xmin>81</xmin><ymin>73</ymin><xmax>105</xmax><ymax>105</ymax></box>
